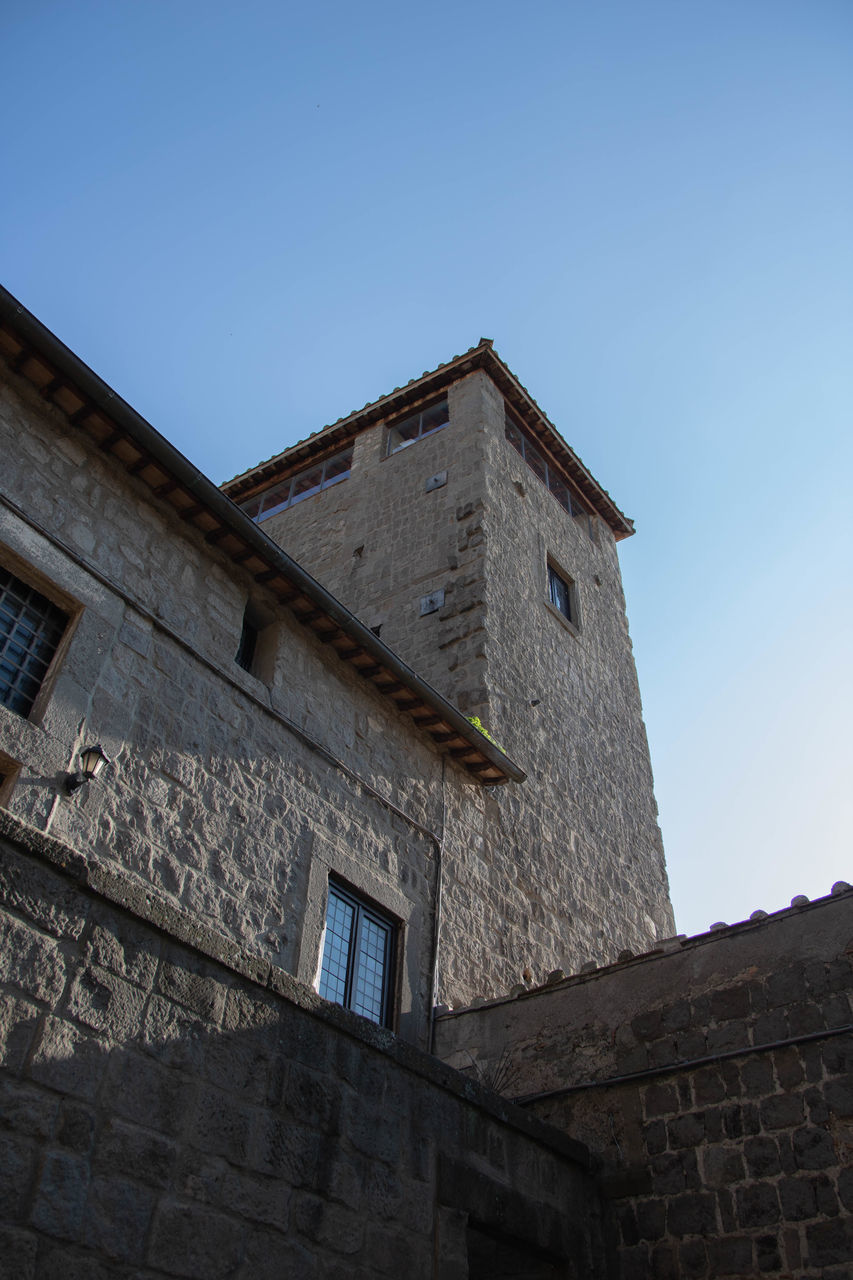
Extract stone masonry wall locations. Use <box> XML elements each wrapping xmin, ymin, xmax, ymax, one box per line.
<box><xmin>259</xmin><ymin>373</ymin><xmax>492</xmax><ymax>716</ymax></box>
<box><xmin>0</xmin><ymin>372</ymin><xmax>455</xmax><ymax>1045</ymax></box>
<box><xmin>0</xmin><ymin>815</ymin><xmax>606</xmax><ymax>1279</ymax></box>
<box><xmin>435</xmin><ymin>889</ymin><xmax>853</xmax><ymax>1278</ymax></box>
<box><xmin>478</xmin><ymin>372</ymin><xmax>673</xmax><ymax>968</ymax></box>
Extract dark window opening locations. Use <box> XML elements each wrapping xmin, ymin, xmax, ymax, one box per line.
<box><xmin>387</xmin><ymin>400</ymin><xmax>449</xmax><ymax>454</ymax></box>
<box><xmin>235</xmin><ymin>610</ymin><xmax>259</xmax><ymax>673</ymax></box>
<box><xmin>318</xmin><ymin>880</ymin><xmax>395</xmax><ymax>1027</ymax></box>
<box><xmin>0</xmin><ymin>567</ymin><xmax>69</xmax><ymax>718</ymax></box>
<box><xmin>547</xmin><ymin>565</ymin><xmax>578</xmax><ymax>629</ymax></box>
<box><xmin>238</xmin><ymin>446</ymin><xmax>353</xmax><ymax>523</ymax></box>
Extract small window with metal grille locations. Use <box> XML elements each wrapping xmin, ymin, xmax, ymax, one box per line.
<box><xmin>318</xmin><ymin>880</ymin><xmax>396</xmax><ymax>1027</ymax></box>
<box><xmin>0</xmin><ymin>567</ymin><xmax>70</xmax><ymax>718</ymax></box>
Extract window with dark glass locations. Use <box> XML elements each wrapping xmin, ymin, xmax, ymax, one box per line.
<box><xmin>505</xmin><ymin>412</ymin><xmax>594</xmax><ymax>530</ymax></box>
<box><xmin>238</xmin><ymin>446</ymin><xmax>353</xmax><ymax>523</ymax></box>
<box><xmin>0</xmin><ymin>568</ymin><xmax>69</xmax><ymax>718</ymax></box>
<box><xmin>235</xmin><ymin>610</ymin><xmax>259</xmax><ymax>673</ymax></box>
<box><xmin>318</xmin><ymin>881</ymin><xmax>395</xmax><ymax>1026</ymax></box>
<box><xmin>547</xmin><ymin>564</ymin><xmax>578</xmax><ymax>629</ymax></box>
<box><xmin>387</xmin><ymin>400</ymin><xmax>449</xmax><ymax>454</ymax></box>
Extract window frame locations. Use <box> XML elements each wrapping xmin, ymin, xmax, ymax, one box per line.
<box><xmin>318</xmin><ymin>878</ymin><xmax>396</xmax><ymax>1028</ymax></box>
<box><xmin>545</xmin><ymin>560</ymin><xmax>580</xmax><ymax>635</ymax></box>
<box><xmin>0</xmin><ymin>550</ymin><xmax>80</xmax><ymax>725</ymax></box>
<box><xmin>238</xmin><ymin>445</ymin><xmax>354</xmax><ymax>524</ymax></box>
<box><xmin>505</xmin><ymin>410</ymin><xmax>597</xmax><ymax>537</ymax></box>
<box><xmin>386</xmin><ymin>399</ymin><xmax>449</xmax><ymax>455</ymax></box>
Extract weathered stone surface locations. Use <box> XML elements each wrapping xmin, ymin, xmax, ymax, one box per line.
<box><xmin>0</xmin><ymin>828</ymin><xmax>604</xmax><ymax>1277</ymax></box>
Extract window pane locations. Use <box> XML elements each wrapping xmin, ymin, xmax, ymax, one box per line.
<box><xmin>352</xmin><ymin>913</ymin><xmax>390</xmax><ymax>1024</ymax></box>
<box><xmin>290</xmin><ymin>466</ymin><xmax>323</xmax><ymax>504</ymax></box>
<box><xmin>388</xmin><ymin>416</ymin><xmax>420</xmax><ymax>453</ymax></box>
<box><xmin>505</xmin><ymin>418</ymin><xmax>524</xmax><ymax>457</ymax></box>
<box><xmin>239</xmin><ymin>494</ymin><xmax>265</xmax><ymax>521</ymax></box>
<box><xmin>318</xmin><ymin>890</ymin><xmax>355</xmax><ymax>1007</ymax></box>
<box><xmin>525</xmin><ymin>443</ymin><xmax>547</xmax><ymax>484</ymax></box>
<box><xmin>0</xmin><ymin>569</ymin><xmax>68</xmax><ymax>718</ymax></box>
<box><xmin>322</xmin><ymin>449</ymin><xmax>352</xmax><ymax>486</ymax></box>
<box><xmin>548</xmin><ymin>476</ymin><xmax>571</xmax><ymax>513</ymax></box>
<box><xmin>420</xmin><ymin>402</ymin><xmax>449</xmax><ymax>437</ymax></box>
<box><xmin>548</xmin><ymin>567</ymin><xmax>572</xmax><ymax>620</ymax></box>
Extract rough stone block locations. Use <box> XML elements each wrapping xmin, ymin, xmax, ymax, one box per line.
<box><xmin>759</xmin><ymin>1093</ymin><xmax>804</xmax><ymax>1131</ymax></box>
<box><xmin>643</xmin><ymin>1082</ymin><xmax>678</xmax><ymax>1118</ymax></box>
<box><xmin>93</xmin><ymin>1116</ymin><xmax>177</xmax><ymax>1187</ymax></box>
<box><xmin>0</xmin><ymin>1225</ymin><xmax>37</xmax><ymax>1280</ymax></box>
<box><xmin>754</xmin><ymin>1232</ymin><xmax>782</xmax><ymax>1271</ymax></box>
<box><xmin>701</xmin><ymin>1144</ymin><xmax>745</xmax><ymax>1187</ymax></box>
<box><xmin>792</xmin><ymin>1123</ymin><xmax>837</xmax><ymax>1170</ymax></box>
<box><xmin>86</xmin><ymin>905</ymin><xmax>160</xmax><ymax>986</ymax></box>
<box><xmin>735</xmin><ymin>1182</ymin><xmax>780</xmax><ymax>1229</ymax></box>
<box><xmin>105</xmin><ymin>1051</ymin><xmax>197</xmax><ymax>1134</ymax></box>
<box><xmin>67</xmin><ymin>964</ymin><xmax>146</xmax><ymax>1041</ymax></box>
<box><xmin>83</xmin><ymin>1173</ymin><xmax>155</xmax><ymax>1262</ymax></box>
<box><xmin>0</xmin><ymin>915</ymin><xmax>66</xmax><ymax>1005</ymax></box>
<box><xmin>0</xmin><ymin>847</ymin><xmax>86</xmax><ymax>940</ymax></box>
<box><xmin>708</xmin><ymin>1234</ymin><xmax>753</xmax><ymax>1276</ymax></box>
<box><xmin>677</xmin><ymin>1237</ymin><xmax>708</xmax><ymax>1278</ymax></box>
<box><xmin>147</xmin><ymin>1199</ymin><xmax>246</xmax><ymax>1278</ymax></box>
<box><xmin>806</xmin><ymin>1218</ymin><xmax>853</xmax><ymax>1269</ymax></box>
<box><xmin>239</xmin><ymin>1225</ymin><xmax>319</xmax><ymax>1280</ymax></box>
<box><xmin>666</xmin><ymin>1111</ymin><xmax>704</xmax><ymax>1149</ymax></box>
<box><xmin>0</xmin><ymin>1132</ymin><xmax>37</xmax><ymax>1219</ymax></box>
<box><xmin>29</xmin><ymin>1151</ymin><xmax>89</xmax><ymax>1242</ymax></box>
<box><xmin>29</xmin><ymin>1016</ymin><xmax>106</xmax><ymax>1102</ymax></box>
<box><xmin>666</xmin><ymin>1192</ymin><xmax>716</xmax><ymax>1238</ymax></box>
<box><xmin>743</xmin><ymin>1135</ymin><xmax>781</xmax><ymax>1178</ymax></box>
<box><xmin>189</xmin><ymin>1087</ymin><xmax>252</xmax><ymax>1165</ymax></box>
<box><xmin>56</xmin><ymin>1100</ymin><xmax>95</xmax><ymax>1155</ymax></box>
<box><xmin>0</xmin><ymin>992</ymin><xmax>41</xmax><ymax>1074</ymax></box>
<box><xmin>158</xmin><ymin>949</ymin><xmax>229</xmax><ymax>1024</ymax></box>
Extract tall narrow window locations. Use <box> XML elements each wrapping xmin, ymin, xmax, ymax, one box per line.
<box><xmin>0</xmin><ymin>568</ymin><xmax>69</xmax><ymax>718</ymax></box>
<box><xmin>235</xmin><ymin>610</ymin><xmax>259</xmax><ymax>673</ymax></box>
<box><xmin>318</xmin><ymin>881</ymin><xmax>395</xmax><ymax>1026</ymax></box>
<box><xmin>547</xmin><ymin>564</ymin><xmax>579</xmax><ymax>631</ymax></box>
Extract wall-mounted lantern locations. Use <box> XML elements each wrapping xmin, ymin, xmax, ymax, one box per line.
<box><xmin>65</xmin><ymin>743</ymin><xmax>111</xmax><ymax>794</ymax></box>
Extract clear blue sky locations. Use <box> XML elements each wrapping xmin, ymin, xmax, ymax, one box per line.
<box><xmin>3</xmin><ymin>1</ymin><xmax>851</xmax><ymax>937</ymax></box>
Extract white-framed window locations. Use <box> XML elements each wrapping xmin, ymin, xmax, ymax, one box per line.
<box><xmin>386</xmin><ymin>400</ymin><xmax>449</xmax><ymax>454</ymax></box>
<box><xmin>318</xmin><ymin>880</ymin><xmax>395</xmax><ymax>1027</ymax></box>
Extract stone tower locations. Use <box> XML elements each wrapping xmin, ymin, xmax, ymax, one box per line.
<box><xmin>222</xmin><ymin>341</ymin><xmax>675</xmax><ymax>1000</ymax></box>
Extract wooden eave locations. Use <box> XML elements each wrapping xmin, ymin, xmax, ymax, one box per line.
<box><xmin>0</xmin><ymin>290</ymin><xmax>524</xmax><ymax>787</ymax></box>
<box><xmin>222</xmin><ymin>341</ymin><xmax>635</xmax><ymax>540</ymax></box>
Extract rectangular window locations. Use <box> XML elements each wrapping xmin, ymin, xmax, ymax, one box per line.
<box><xmin>505</xmin><ymin>411</ymin><xmax>595</xmax><ymax>533</ymax></box>
<box><xmin>318</xmin><ymin>881</ymin><xmax>395</xmax><ymax>1027</ymax></box>
<box><xmin>238</xmin><ymin>446</ymin><xmax>353</xmax><ymax>523</ymax></box>
<box><xmin>387</xmin><ymin>400</ymin><xmax>449</xmax><ymax>454</ymax></box>
<box><xmin>0</xmin><ymin>567</ymin><xmax>69</xmax><ymax>718</ymax></box>
<box><xmin>547</xmin><ymin>563</ymin><xmax>579</xmax><ymax>631</ymax></box>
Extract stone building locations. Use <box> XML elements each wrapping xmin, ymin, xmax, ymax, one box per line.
<box><xmin>221</xmin><ymin>339</ymin><xmax>675</xmax><ymax>998</ymax></box>
<box><xmin>1</xmin><ymin>285</ymin><xmax>850</xmax><ymax>1278</ymax></box>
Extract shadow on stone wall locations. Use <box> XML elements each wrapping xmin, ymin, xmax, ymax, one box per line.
<box><xmin>0</xmin><ymin>823</ymin><xmax>605</xmax><ymax>1280</ymax></box>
